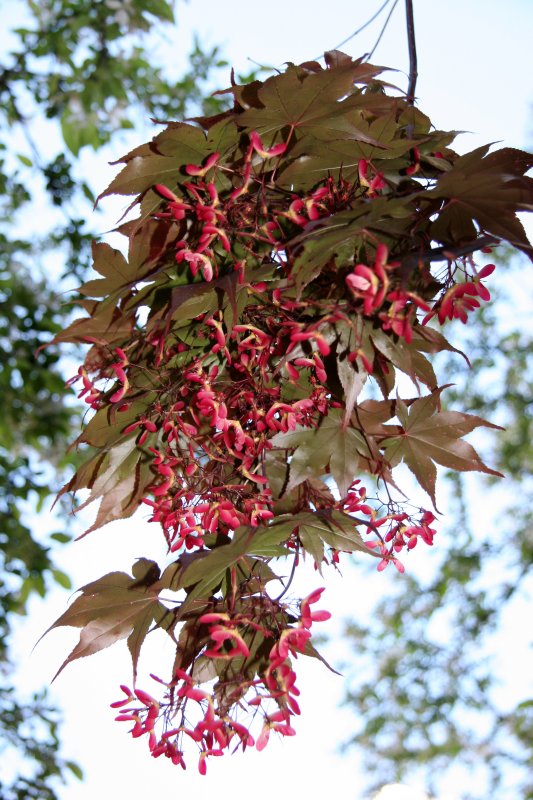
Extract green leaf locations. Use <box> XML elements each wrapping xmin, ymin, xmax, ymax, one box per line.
<box><xmin>16</xmin><ymin>154</ymin><xmax>33</xmax><ymax>167</ymax></box>
<box><xmin>179</xmin><ymin>537</ymin><xmax>249</xmax><ymax>600</ymax></box>
<box><xmin>272</xmin><ymin>408</ymin><xmax>375</xmax><ymax>497</ymax></box>
<box><xmin>144</xmin><ymin>0</ymin><xmax>175</xmax><ymax>22</ymax></box>
<box><xmin>50</xmin><ymin>532</ymin><xmax>71</xmax><ymax>544</ymax></box>
<box><xmin>297</xmin><ymin>517</ymin><xmax>325</xmax><ymax>566</ymax></box>
<box><xmin>81</xmin><ymin>181</ymin><xmax>95</xmax><ymax>203</ymax></box>
<box><xmin>289</xmin><ymin>200</ymin><xmax>410</xmax><ymax>294</ymax></box>
<box><xmin>179</xmin><ymin>523</ymin><xmax>291</xmax><ymax>602</ymax></box>
<box><xmin>66</xmin><ymin>761</ymin><xmax>84</xmax><ymax>780</ymax></box>
<box><xmin>170</xmin><ymin>283</ymin><xmax>218</xmax><ymax>323</ymax></box>
<box><xmin>60</xmin><ymin>112</ymin><xmax>82</xmax><ymax>156</ymax></box>
<box><xmin>51</xmin><ymin>569</ymin><xmax>72</xmax><ymax>590</ymax></box>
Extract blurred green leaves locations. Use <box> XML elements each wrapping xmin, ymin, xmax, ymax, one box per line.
<box><xmin>0</xmin><ymin>1</ymin><xmax>228</xmax><ymax>796</ymax></box>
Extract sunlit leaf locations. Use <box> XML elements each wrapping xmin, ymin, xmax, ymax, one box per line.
<box><xmin>42</xmin><ymin>563</ymin><xmax>170</xmax><ymax>681</ymax></box>
<box><xmin>381</xmin><ymin>392</ymin><xmax>504</xmax><ymax>506</ymax></box>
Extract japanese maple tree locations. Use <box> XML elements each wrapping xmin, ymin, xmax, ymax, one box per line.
<box><xmin>47</xmin><ymin>51</ymin><xmax>532</xmax><ymax>774</ymax></box>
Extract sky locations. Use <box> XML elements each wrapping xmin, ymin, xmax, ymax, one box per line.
<box><xmin>5</xmin><ymin>1</ymin><xmax>533</xmax><ymax>799</ymax></box>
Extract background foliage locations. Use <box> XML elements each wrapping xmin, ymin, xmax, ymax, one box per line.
<box><xmin>0</xmin><ymin>1</ymin><xmax>227</xmax><ymax>796</ymax></box>
<box><xmin>343</xmin><ymin>269</ymin><xmax>533</xmax><ymax>798</ymax></box>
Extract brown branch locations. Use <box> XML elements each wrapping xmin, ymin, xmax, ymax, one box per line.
<box><xmin>405</xmin><ymin>0</ymin><xmax>418</xmax><ymax>105</ymax></box>
<box><xmin>400</xmin><ymin>235</ymin><xmax>499</xmax><ymax>281</ymax></box>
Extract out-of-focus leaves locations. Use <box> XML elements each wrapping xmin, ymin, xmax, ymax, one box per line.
<box><xmin>342</xmin><ymin>261</ymin><xmax>533</xmax><ymax>800</ymax></box>
<box><xmin>0</xmin><ymin>687</ymin><xmax>83</xmax><ymax>800</ymax></box>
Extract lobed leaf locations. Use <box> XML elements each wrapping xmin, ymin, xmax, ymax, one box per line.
<box><xmin>42</xmin><ymin>563</ymin><xmax>171</xmax><ymax>681</ymax></box>
<box><xmin>381</xmin><ymin>392</ymin><xmax>504</xmax><ymax>507</ymax></box>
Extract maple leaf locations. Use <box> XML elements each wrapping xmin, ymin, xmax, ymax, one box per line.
<box><xmin>257</xmin><ymin>509</ymin><xmax>379</xmax><ymax>571</ymax></box>
<box><xmin>42</xmin><ymin>560</ymin><xmax>172</xmax><ymax>682</ymax></box>
<box><xmin>295</xmin><ymin>510</ymin><xmax>379</xmax><ymax>568</ymax></box>
<box><xmin>427</xmin><ymin>145</ymin><xmax>533</xmax><ymax>260</ymax></box>
<box><xmin>381</xmin><ymin>391</ymin><xmax>503</xmax><ymax>507</ymax></box>
<box><xmin>288</xmin><ymin>199</ymin><xmax>411</xmax><ymax>293</ymax></box>
<box><xmin>278</xmin><ymin>106</ymin><xmax>417</xmax><ymax>189</ymax></box>
<box><xmin>178</xmin><ymin>526</ymin><xmax>288</xmax><ymax>603</ymax></box>
<box><xmin>98</xmin><ymin>123</ymin><xmax>208</xmax><ymax>200</ymax></box>
<box><xmin>45</xmin><ymin>49</ymin><xmax>533</xmax><ymax>753</ymax></box>
<box><xmin>61</xmin><ymin>438</ymin><xmax>153</xmax><ymax>537</ymax></box>
<box><xmin>271</xmin><ymin>408</ymin><xmax>377</xmax><ymax>497</ymax></box>
<box><xmin>303</xmin><ymin>638</ymin><xmax>342</xmax><ymax>675</ymax></box>
<box><xmin>370</xmin><ymin>327</ymin><xmax>437</xmax><ymax>390</ymax></box>
<box><xmin>238</xmin><ymin>59</ymin><xmax>387</xmax><ymax>146</ymax></box>
<box><xmin>78</xmin><ymin>242</ymin><xmax>137</xmax><ymax>298</ymax></box>
<box><xmin>51</xmin><ymin>295</ymin><xmax>134</xmax><ymax>345</ymax></box>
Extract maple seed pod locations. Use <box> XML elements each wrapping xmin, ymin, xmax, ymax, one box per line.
<box><xmin>154</xmin><ymin>183</ymin><xmax>179</xmax><ymax>202</ymax></box>
<box><xmin>134</xmin><ymin>688</ymin><xmax>158</xmax><ymax>706</ymax></box>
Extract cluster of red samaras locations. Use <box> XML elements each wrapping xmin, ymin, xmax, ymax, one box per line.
<box><xmin>123</xmin><ymin>142</ymin><xmax>480</xmax><ymax>558</ymax></box>
<box><xmin>111</xmin><ymin>589</ymin><xmax>330</xmax><ymax>774</ymax></box>
<box><xmin>81</xmin><ymin>136</ymin><xmax>493</xmax><ymax>770</ymax></box>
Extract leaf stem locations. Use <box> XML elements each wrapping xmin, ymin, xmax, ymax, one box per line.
<box><xmin>400</xmin><ymin>235</ymin><xmax>499</xmax><ymax>283</ymax></box>
<box><xmin>275</xmin><ymin>542</ymin><xmax>300</xmax><ymax>601</ymax></box>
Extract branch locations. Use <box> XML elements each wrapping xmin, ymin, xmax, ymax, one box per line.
<box><xmin>368</xmin><ymin>0</ymin><xmax>400</xmax><ymax>60</ymax></box>
<box><xmin>400</xmin><ymin>235</ymin><xmax>499</xmax><ymax>282</ymax></box>
<box><xmin>405</xmin><ymin>0</ymin><xmax>418</xmax><ymax>105</ymax></box>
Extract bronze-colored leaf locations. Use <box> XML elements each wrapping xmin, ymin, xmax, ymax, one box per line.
<box><xmin>41</xmin><ymin>564</ymin><xmax>171</xmax><ymax>682</ymax></box>
<box><xmin>427</xmin><ymin>146</ymin><xmax>533</xmax><ymax>260</ymax></box>
<box><xmin>381</xmin><ymin>392</ymin><xmax>503</xmax><ymax>507</ymax></box>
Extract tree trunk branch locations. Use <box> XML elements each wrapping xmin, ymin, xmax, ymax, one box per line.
<box><xmin>405</xmin><ymin>0</ymin><xmax>418</xmax><ymax>105</ymax></box>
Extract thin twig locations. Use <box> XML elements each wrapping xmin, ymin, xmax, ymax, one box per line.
<box><xmin>405</xmin><ymin>0</ymin><xmax>418</xmax><ymax>105</ymax></box>
<box><xmin>368</xmin><ymin>0</ymin><xmax>400</xmax><ymax>60</ymax></box>
<box><xmin>315</xmin><ymin>0</ymin><xmax>393</xmax><ymax>60</ymax></box>
<box><xmin>275</xmin><ymin>542</ymin><xmax>300</xmax><ymax>602</ymax></box>
<box><xmin>400</xmin><ymin>235</ymin><xmax>499</xmax><ymax>283</ymax></box>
